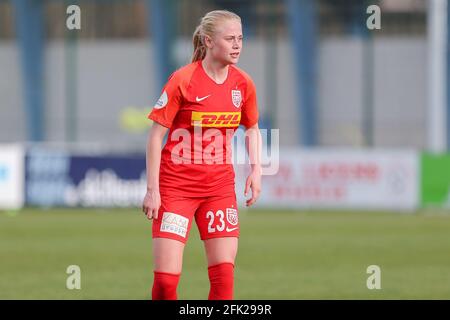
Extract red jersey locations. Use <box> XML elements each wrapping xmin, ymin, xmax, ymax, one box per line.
<box><xmin>148</xmin><ymin>60</ymin><xmax>259</xmax><ymax>197</ymax></box>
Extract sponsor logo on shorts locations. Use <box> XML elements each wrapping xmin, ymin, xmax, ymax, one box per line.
<box><xmin>226</xmin><ymin>226</ymin><xmax>239</xmax><ymax>232</ymax></box>
<box><xmin>191</xmin><ymin>111</ymin><xmax>241</xmax><ymax>127</ymax></box>
<box><xmin>160</xmin><ymin>212</ymin><xmax>189</xmax><ymax>238</ymax></box>
<box><xmin>226</xmin><ymin>208</ymin><xmax>238</xmax><ymax>226</ymax></box>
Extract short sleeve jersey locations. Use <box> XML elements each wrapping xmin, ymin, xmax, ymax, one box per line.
<box><xmin>148</xmin><ymin>60</ymin><xmax>259</xmax><ymax>197</ymax></box>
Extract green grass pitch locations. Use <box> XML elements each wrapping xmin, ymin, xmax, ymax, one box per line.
<box><xmin>1</xmin><ymin>208</ymin><xmax>450</xmax><ymax>299</ymax></box>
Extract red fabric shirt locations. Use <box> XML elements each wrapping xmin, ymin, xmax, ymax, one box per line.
<box><xmin>148</xmin><ymin>61</ymin><xmax>259</xmax><ymax>197</ymax></box>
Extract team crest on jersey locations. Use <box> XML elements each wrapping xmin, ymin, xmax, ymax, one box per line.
<box><xmin>226</xmin><ymin>208</ymin><xmax>238</xmax><ymax>226</ymax></box>
<box><xmin>231</xmin><ymin>90</ymin><xmax>242</xmax><ymax>108</ymax></box>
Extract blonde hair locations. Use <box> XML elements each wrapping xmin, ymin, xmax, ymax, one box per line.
<box><xmin>192</xmin><ymin>10</ymin><xmax>241</xmax><ymax>63</ymax></box>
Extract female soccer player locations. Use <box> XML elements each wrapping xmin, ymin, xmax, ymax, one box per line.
<box><xmin>142</xmin><ymin>10</ymin><xmax>262</xmax><ymax>300</ymax></box>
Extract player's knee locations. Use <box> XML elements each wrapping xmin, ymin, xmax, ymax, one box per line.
<box><xmin>204</xmin><ymin>237</ymin><xmax>238</xmax><ymax>266</ymax></box>
<box><xmin>208</xmin><ymin>262</ymin><xmax>234</xmax><ymax>300</ymax></box>
<box><xmin>152</xmin><ymin>271</ymin><xmax>180</xmax><ymax>300</ymax></box>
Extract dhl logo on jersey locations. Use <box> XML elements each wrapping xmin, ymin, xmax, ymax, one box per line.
<box><xmin>191</xmin><ymin>111</ymin><xmax>241</xmax><ymax>127</ymax></box>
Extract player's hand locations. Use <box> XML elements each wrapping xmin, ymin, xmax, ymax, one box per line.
<box><xmin>142</xmin><ymin>188</ymin><xmax>161</xmax><ymax>220</ymax></box>
<box><xmin>244</xmin><ymin>166</ymin><xmax>262</xmax><ymax>207</ymax></box>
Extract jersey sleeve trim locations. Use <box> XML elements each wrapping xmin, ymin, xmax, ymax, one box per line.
<box><xmin>148</xmin><ymin>113</ymin><xmax>172</xmax><ymax>128</ymax></box>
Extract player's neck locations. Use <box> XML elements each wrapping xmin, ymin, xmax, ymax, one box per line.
<box><xmin>201</xmin><ymin>58</ymin><xmax>229</xmax><ymax>85</ymax></box>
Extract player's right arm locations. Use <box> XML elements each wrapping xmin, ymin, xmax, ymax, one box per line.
<box><xmin>142</xmin><ymin>122</ymin><xmax>169</xmax><ymax>220</ymax></box>
<box><xmin>142</xmin><ymin>67</ymin><xmax>189</xmax><ymax>219</ymax></box>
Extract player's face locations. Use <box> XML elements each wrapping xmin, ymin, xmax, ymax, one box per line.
<box><xmin>208</xmin><ymin>19</ymin><xmax>243</xmax><ymax>65</ymax></box>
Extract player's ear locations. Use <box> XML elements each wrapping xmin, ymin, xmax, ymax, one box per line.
<box><xmin>204</xmin><ymin>35</ymin><xmax>213</xmax><ymax>49</ymax></box>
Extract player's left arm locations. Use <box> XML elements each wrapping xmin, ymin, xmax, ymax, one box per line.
<box><xmin>244</xmin><ymin>123</ymin><xmax>262</xmax><ymax>207</ymax></box>
<box><xmin>240</xmin><ymin>74</ymin><xmax>262</xmax><ymax>207</ymax></box>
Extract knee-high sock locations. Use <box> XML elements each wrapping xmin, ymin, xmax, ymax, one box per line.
<box><xmin>152</xmin><ymin>271</ymin><xmax>180</xmax><ymax>300</ymax></box>
<box><xmin>208</xmin><ymin>263</ymin><xmax>234</xmax><ymax>300</ymax></box>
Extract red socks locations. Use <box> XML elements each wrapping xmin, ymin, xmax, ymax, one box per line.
<box><xmin>152</xmin><ymin>271</ymin><xmax>181</xmax><ymax>300</ymax></box>
<box><xmin>152</xmin><ymin>263</ymin><xmax>234</xmax><ymax>300</ymax></box>
<box><xmin>208</xmin><ymin>263</ymin><xmax>235</xmax><ymax>300</ymax></box>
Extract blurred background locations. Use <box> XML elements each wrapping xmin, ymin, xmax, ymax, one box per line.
<box><xmin>0</xmin><ymin>0</ymin><xmax>435</xmax><ymax>148</ymax></box>
<box><xmin>1</xmin><ymin>0</ymin><xmax>450</xmax><ymax>299</ymax></box>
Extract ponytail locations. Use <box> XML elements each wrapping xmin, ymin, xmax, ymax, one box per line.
<box><xmin>192</xmin><ymin>25</ymin><xmax>206</xmax><ymax>63</ymax></box>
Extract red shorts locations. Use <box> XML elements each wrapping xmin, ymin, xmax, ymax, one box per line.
<box><xmin>152</xmin><ymin>191</ymin><xmax>240</xmax><ymax>244</ymax></box>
